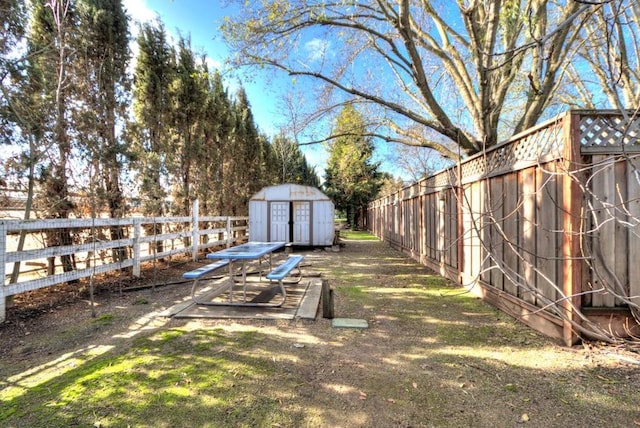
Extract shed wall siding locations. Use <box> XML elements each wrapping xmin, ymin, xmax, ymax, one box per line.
<box><xmin>249</xmin><ymin>184</ymin><xmax>335</xmax><ymax>246</ymax></box>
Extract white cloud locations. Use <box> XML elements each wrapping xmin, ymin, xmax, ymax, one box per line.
<box><xmin>122</xmin><ymin>0</ymin><xmax>157</xmax><ymax>26</ymax></box>
<box><xmin>205</xmin><ymin>56</ymin><xmax>223</xmax><ymax>72</ymax></box>
<box><xmin>305</xmin><ymin>38</ymin><xmax>332</xmax><ymax>62</ymax></box>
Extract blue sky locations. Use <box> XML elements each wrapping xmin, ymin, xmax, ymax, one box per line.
<box><xmin>123</xmin><ymin>0</ymin><xmax>338</xmax><ymax>178</ymax></box>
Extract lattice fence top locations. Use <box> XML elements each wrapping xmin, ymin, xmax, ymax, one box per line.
<box><xmin>412</xmin><ymin>115</ymin><xmax>566</xmax><ymax>192</ymax></box>
<box><xmin>580</xmin><ymin>113</ymin><xmax>640</xmax><ymax>152</ymax></box>
<box><xmin>371</xmin><ymin>110</ymin><xmax>640</xmax><ymax>209</ymax></box>
<box><xmin>459</xmin><ymin>118</ymin><xmax>564</xmax><ymax>182</ymax></box>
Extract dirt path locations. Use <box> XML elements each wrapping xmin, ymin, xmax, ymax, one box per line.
<box><xmin>1</xmin><ymin>236</ymin><xmax>640</xmax><ymax>427</ymax></box>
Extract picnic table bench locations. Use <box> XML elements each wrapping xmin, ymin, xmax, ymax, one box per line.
<box><xmin>266</xmin><ymin>255</ymin><xmax>304</xmax><ymax>304</ymax></box>
<box><xmin>183</xmin><ymin>259</ymin><xmax>233</xmax><ymax>302</ymax></box>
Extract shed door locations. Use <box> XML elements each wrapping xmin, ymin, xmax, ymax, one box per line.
<box><xmin>270</xmin><ymin>202</ymin><xmax>289</xmax><ymax>242</ymax></box>
<box><xmin>293</xmin><ymin>201</ymin><xmax>311</xmax><ymax>245</ymax></box>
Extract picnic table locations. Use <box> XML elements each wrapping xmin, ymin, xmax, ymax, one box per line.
<box><xmin>207</xmin><ymin>241</ymin><xmax>285</xmax><ymax>293</ymax></box>
<box><xmin>184</xmin><ymin>241</ymin><xmax>305</xmax><ymax>307</ymax></box>
<box><xmin>183</xmin><ymin>240</ymin><xmax>307</xmax><ymax>307</ymax></box>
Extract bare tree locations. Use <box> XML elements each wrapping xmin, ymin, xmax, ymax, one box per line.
<box><xmin>221</xmin><ymin>0</ymin><xmax>601</xmax><ymax>159</ymax></box>
<box><xmin>564</xmin><ymin>1</ymin><xmax>640</xmax><ymax>110</ymax></box>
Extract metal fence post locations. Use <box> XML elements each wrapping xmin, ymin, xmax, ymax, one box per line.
<box><xmin>1</xmin><ymin>222</ymin><xmax>7</xmax><ymax>322</ymax></box>
<box><xmin>192</xmin><ymin>199</ymin><xmax>199</xmax><ymax>261</ymax></box>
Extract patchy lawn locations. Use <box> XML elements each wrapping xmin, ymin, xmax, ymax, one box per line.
<box><xmin>1</xmin><ymin>232</ymin><xmax>639</xmax><ymax>427</ymax></box>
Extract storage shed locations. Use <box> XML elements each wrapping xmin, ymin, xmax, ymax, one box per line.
<box><xmin>249</xmin><ymin>184</ymin><xmax>335</xmax><ymax>246</ymax></box>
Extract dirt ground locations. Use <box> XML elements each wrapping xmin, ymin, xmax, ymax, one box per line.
<box><xmin>2</xmin><ymin>237</ymin><xmax>640</xmax><ymax>427</ymax></box>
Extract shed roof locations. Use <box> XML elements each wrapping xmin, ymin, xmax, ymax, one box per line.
<box><xmin>250</xmin><ymin>184</ymin><xmax>330</xmax><ymax>201</ymax></box>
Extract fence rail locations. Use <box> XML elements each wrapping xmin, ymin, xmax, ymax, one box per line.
<box><xmin>365</xmin><ymin>110</ymin><xmax>640</xmax><ymax>345</ymax></box>
<box><xmin>1</xmin><ymin>199</ymin><xmax>248</xmax><ymax>322</ymax></box>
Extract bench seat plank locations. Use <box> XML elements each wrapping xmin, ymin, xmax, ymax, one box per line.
<box><xmin>183</xmin><ymin>259</ymin><xmax>231</xmax><ymax>279</ymax></box>
<box><xmin>266</xmin><ymin>255</ymin><xmax>304</xmax><ymax>280</ymax></box>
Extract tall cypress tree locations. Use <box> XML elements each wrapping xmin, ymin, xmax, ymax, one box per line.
<box><xmin>76</xmin><ymin>0</ymin><xmax>130</xmax><ymax>260</ymax></box>
<box><xmin>0</xmin><ymin>0</ymin><xmax>26</xmax><ymax>145</ymax></box>
<box><xmin>201</xmin><ymin>69</ymin><xmax>233</xmax><ymax>215</ymax></box>
<box><xmin>229</xmin><ymin>87</ymin><xmax>261</xmax><ymax>215</ymax></box>
<box><xmin>132</xmin><ymin>20</ymin><xmax>175</xmax><ymax>254</ymax></box>
<box><xmin>132</xmin><ymin>20</ymin><xmax>174</xmax><ymax>217</ymax></box>
<box><xmin>169</xmin><ymin>36</ymin><xmax>205</xmax><ymax>215</ymax></box>
<box><xmin>27</xmin><ymin>0</ymin><xmax>79</xmax><ymax>273</ymax></box>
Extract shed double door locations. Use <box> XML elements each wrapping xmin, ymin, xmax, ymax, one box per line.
<box><xmin>270</xmin><ymin>201</ymin><xmax>311</xmax><ymax>245</ymax></box>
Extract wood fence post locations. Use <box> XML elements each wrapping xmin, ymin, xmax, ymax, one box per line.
<box><xmin>133</xmin><ymin>218</ymin><xmax>141</xmax><ymax>278</ymax></box>
<box><xmin>1</xmin><ymin>222</ymin><xmax>7</xmax><ymax>322</ymax></box>
<box><xmin>456</xmin><ymin>161</ymin><xmax>464</xmax><ymax>284</ymax></box>
<box><xmin>322</xmin><ymin>279</ymin><xmax>334</xmax><ymax>319</ymax></box>
<box><xmin>438</xmin><ymin>190</ymin><xmax>446</xmax><ymax>277</ymax></box>
<box><xmin>192</xmin><ymin>199</ymin><xmax>199</xmax><ymax>262</ymax></box>
<box><xmin>562</xmin><ymin>111</ymin><xmax>584</xmax><ymax>346</ymax></box>
<box><xmin>226</xmin><ymin>217</ymin><xmax>232</xmax><ymax>248</ymax></box>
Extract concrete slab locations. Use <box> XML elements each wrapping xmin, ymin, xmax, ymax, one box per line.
<box><xmin>332</xmin><ymin>318</ymin><xmax>369</xmax><ymax>329</ymax></box>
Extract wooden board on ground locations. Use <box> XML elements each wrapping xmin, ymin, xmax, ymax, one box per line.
<box><xmin>297</xmin><ymin>278</ymin><xmax>322</xmax><ymax>319</ymax></box>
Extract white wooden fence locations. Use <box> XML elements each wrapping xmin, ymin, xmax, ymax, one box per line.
<box><xmin>1</xmin><ymin>200</ymin><xmax>248</xmax><ymax>322</ymax></box>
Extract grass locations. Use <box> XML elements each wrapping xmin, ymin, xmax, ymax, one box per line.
<box><xmin>92</xmin><ymin>313</ymin><xmax>115</xmax><ymax>326</ymax></box>
<box><xmin>1</xmin><ymin>327</ymin><xmax>291</xmax><ymax>427</ymax></box>
<box><xmin>340</xmin><ymin>230</ymin><xmax>379</xmax><ymax>241</ymax></box>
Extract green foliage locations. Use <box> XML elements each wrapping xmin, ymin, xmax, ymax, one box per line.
<box><xmin>75</xmin><ymin>0</ymin><xmax>131</xmax><ymax>264</ymax></box>
<box><xmin>1</xmin><ymin>3</ymin><xmax>320</xmax><ymax>224</ymax></box>
<box><xmin>131</xmin><ymin>20</ymin><xmax>175</xmax><ymax>217</ymax></box>
<box><xmin>324</xmin><ymin>104</ymin><xmax>383</xmax><ymax>228</ymax></box>
<box><xmin>271</xmin><ymin>134</ymin><xmax>320</xmax><ymax>186</ymax></box>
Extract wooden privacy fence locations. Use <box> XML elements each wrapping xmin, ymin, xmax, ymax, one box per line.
<box><xmin>365</xmin><ymin>110</ymin><xmax>640</xmax><ymax>345</ymax></box>
<box><xmin>1</xmin><ymin>199</ymin><xmax>248</xmax><ymax>322</ymax></box>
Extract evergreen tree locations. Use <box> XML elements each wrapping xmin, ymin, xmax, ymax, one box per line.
<box><xmin>324</xmin><ymin>104</ymin><xmax>382</xmax><ymax>229</ymax></box>
<box><xmin>229</xmin><ymin>87</ymin><xmax>261</xmax><ymax>215</ymax></box>
<box><xmin>0</xmin><ymin>0</ymin><xmax>27</xmax><ymax>144</ymax></box>
<box><xmin>201</xmin><ymin>69</ymin><xmax>233</xmax><ymax>215</ymax></box>
<box><xmin>132</xmin><ymin>20</ymin><xmax>175</xmax><ymax>217</ymax></box>
<box><xmin>169</xmin><ymin>35</ymin><xmax>206</xmax><ymax>215</ymax></box>
<box><xmin>132</xmin><ymin>20</ymin><xmax>175</xmax><ymax>254</ymax></box>
<box><xmin>271</xmin><ymin>133</ymin><xmax>319</xmax><ymax>186</ymax></box>
<box><xmin>260</xmin><ymin>133</ymin><xmax>279</xmax><ymax>186</ymax></box>
<box><xmin>76</xmin><ymin>0</ymin><xmax>130</xmax><ymax>260</ymax></box>
<box><xmin>301</xmin><ymin>157</ymin><xmax>320</xmax><ymax>188</ymax></box>
<box><xmin>27</xmin><ymin>0</ymin><xmax>79</xmax><ymax>273</ymax></box>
